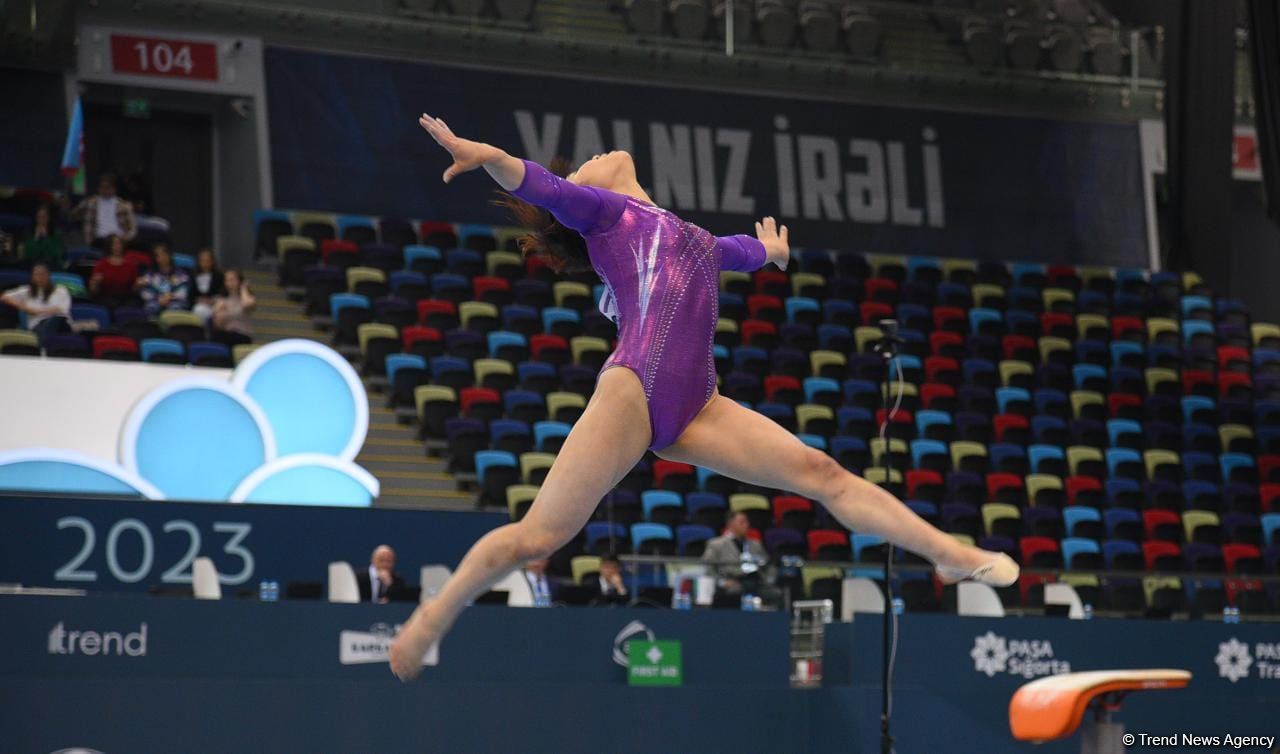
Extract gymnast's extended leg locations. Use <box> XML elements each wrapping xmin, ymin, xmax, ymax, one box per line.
<box><xmin>657</xmin><ymin>393</ymin><xmax>1015</xmax><ymax>581</ymax></box>
<box><xmin>389</xmin><ymin>367</ymin><xmax>652</xmax><ymax>679</ymax></box>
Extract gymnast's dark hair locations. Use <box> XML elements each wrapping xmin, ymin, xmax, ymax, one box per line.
<box><xmin>491</xmin><ymin>156</ymin><xmax>592</xmax><ymax>274</ymax></box>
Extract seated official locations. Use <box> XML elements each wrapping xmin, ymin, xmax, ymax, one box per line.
<box><xmin>355</xmin><ymin>545</ymin><xmax>414</xmax><ymax>603</ymax></box>
<box><xmin>587</xmin><ymin>554</ymin><xmax>629</xmax><ymax>605</ymax></box>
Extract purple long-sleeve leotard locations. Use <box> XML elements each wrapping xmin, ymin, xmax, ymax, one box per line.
<box><xmin>511</xmin><ymin>159</ymin><xmax>769</xmax><ymax>451</ymax></box>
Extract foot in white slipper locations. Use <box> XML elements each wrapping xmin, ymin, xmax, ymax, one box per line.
<box><xmin>935</xmin><ymin>552</ymin><xmax>1019</xmax><ymax>587</ymax></box>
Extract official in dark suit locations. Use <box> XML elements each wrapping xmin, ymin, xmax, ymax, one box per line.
<box><xmin>356</xmin><ymin>545</ymin><xmax>414</xmax><ymax>603</ymax></box>
<box><xmin>586</xmin><ymin>554</ymin><xmax>629</xmax><ymax>605</ymax></box>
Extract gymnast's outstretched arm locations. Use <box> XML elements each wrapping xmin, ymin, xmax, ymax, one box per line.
<box><xmin>418</xmin><ymin>113</ymin><xmax>624</xmax><ymax>235</ymax></box>
<box><xmin>718</xmin><ymin>216</ymin><xmax>790</xmax><ymax>271</ymax></box>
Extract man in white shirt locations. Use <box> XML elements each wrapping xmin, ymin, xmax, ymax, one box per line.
<box><xmin>522</xmin><ymin>558</ymin><xmax>560</xmax><ymax>607</ymax></box>
<box><xmin>72</xmin><ymin>173</ymin><xmax>136</xmax><ymax>246</ymax></box>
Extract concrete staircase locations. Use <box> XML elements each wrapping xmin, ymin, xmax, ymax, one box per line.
<box><xmin>245</xmin><ymin>266</ymin><xmax>475</xmax><ymax>510</ymax></box>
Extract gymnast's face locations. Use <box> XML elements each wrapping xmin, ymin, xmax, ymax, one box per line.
<box><xmin>567</xmin><ymin>150</ymin><xmax>636</xmax><ymax>192</ymax></box>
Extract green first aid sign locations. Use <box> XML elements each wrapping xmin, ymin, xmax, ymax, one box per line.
<box><xmin>627</xmin><ymin>639</ymin><xmax>683</xmax><ymax>687</ymax></box>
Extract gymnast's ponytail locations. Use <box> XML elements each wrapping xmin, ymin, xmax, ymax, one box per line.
<box><xmin>492</xmin><ymin>156</ymin><xmax>592</xmax><ymax>274</ymax></box>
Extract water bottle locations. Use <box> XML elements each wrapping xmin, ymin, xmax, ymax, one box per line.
<box><xmin>741</xmin><ymin>592</ymin><xmax>757</xmax><ymax>612</ymax></box>
<box><xmin>1082</xmin><ymin>603</ymin><xmax>1093</xmax><ymax>621</ymax></box>
<box><xmin>891</xmin><ymin>596</ymin><xmax>905</xmax><ymax>615</ymax></box>
<box><xmin>674</xmin><ymin>578</ymin><xmax>693</xmax><ymax>610</ymax></box>
<box><xmin>1223</xmin><ymin>605</ymin><xmax>1240</xmax><ymax>624</ymax></box>
<box><xmin>270</xmin><ymin>580</ymin><xmax>280</xmax><ymax>602</ymax></box>
<box><xmin>258</xmin><ymin>579</ymin><xmax>270</xmax><ymax>601</ymax></box>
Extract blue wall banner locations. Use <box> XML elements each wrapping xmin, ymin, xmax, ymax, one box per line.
<box><xmin>0</xmin><ymin>595</ymin><xmax>799</xmax><ymax>754</ymax></box>
<box><xmin>0</xmin><ymin>495</ymin><xmax>505</xmax><ymax>593</ymax></box>
<box><xmin>266</xmin><ymin>48</ymin><xmax>1148</xmax><ymax>267</ymax></box>
<box><xmin>824</xmin><ymin>613</ymin><xmax>1280</xmax><ymax>753</ymax></box>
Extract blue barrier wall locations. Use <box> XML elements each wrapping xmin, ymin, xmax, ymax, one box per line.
<box><xmin>3</xmin><ymin>594</ymin><xmax>1277</xmax><ymax>752</ymax></box>
<box><xmin>0</xmin><ymin>496</ymin><xmax>506</xmax><ymax>593</ymax></box>
<box><xmin>0</xmin><ymin>595</ymin><xmax>807</xmax><ymax>754</ymax></box>
<box><xmin>824</xmin><ymin>613</ymin><xmax>1280</xmax><ymax>753</ymax></box>
<box><xmin>265</xmin><ymin>47</ymin><xmax>1147</xmax><ymax>267</ymax></box>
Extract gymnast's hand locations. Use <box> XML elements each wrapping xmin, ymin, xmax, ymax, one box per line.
<box><xmin>755</xmin><ymin>216</ymin><xmax>790</xmax><ymax>271</ymax></box>
<box><xmin>419</xmin><ymin>113</ymin><xmax>504</xmax><ymax>184</ymax></box>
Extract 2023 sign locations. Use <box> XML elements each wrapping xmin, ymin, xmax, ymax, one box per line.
<box><xmin>55</xmin><ymin>517</ymin><xmax>253</xmax><ymax>586</ymax></box>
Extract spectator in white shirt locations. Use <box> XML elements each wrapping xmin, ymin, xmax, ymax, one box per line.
<box><xmin>71</xmin><ymin>173</ymin><xmax>137</xmax><ymax>247</ymax></box>
<box><xmin>1</xmin><ymin>262</ymin><xmax>72</xmax><ymax>343</ymax></box>
<box><xmin>522</xmin><ymin>558</ymin><xmax>561</xmax><ymax>607</ymax></box>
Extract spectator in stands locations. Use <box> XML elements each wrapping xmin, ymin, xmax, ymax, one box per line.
<box><xmin>356</xmin><ymin>545</ymin><xmax>412</xmax><ymax>603</ymax></box>
<box><xmin>18</xmin><ymin>205</ymin><xmax>64</xmax><ymax>270</ymax></box>
<box><xmin>139</xmin><ymin>243</ymin><xmax>190</xmax><ymax>316</ymax></box>
<box><xmin>89</xmin><ymin>235</ymin><xmax>140</xmax><ymax>309</ymax></box>
<box><xmin>72</xmin><ymin>173</ymin><xmax>137</xmax><ymax>247</ymax></box>
<box><xmin>212</xmin><ymin>269</ymin><xmax>256</xmax><ymax>344</ymax></box>
<box><xmin>702</xmin><ymin>511</ymin><xmax>769</xmax><ymax>594</ymax></box>
<box><xmin>191</xmin><ymin>248</ymin><xmax>225</xmax><ymax>322</ymax></box>
<box><xmin>1</xmin><ymin>262</ymin><xmax>72</xmax><ymax>342</ymax></box>
<box><xmin>522</xmin><ymin>558</ymin><xmax>561</xmax><ymax>606</ymax></box>
<box><xmin>588</xmin><ymin>554</ymin><xmax>628</xmax><ymax>605</ymax></box>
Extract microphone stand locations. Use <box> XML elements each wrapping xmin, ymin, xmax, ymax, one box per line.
<box><xmin>874</xmin><ymin>318</ymin><xmax>901</xmax><ymax>754</ymax></box>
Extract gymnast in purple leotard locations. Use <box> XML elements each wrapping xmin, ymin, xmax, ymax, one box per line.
<box><xmin>390</xmin><ymin>115</ymin><xmax>1019</xmax><ymax>682</ymax></box>
<box><xmin>509</xmin><ymin>158</ymin><xmax>767</xmax><ymax>450</ymax></box>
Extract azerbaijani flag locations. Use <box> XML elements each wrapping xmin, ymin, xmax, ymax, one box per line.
<box><xmin>61</xmin><ymin>96</ymin><xmax>84</xmax><ymax>178</ymax></box>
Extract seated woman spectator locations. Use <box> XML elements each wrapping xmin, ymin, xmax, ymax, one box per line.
<box><xmin>89</xmin><ymin>235</ymin><xmax>140</xmax><ymax>309</ymax></box>
<box><xmin>212</xmin><ymin>269</ymin><xmax>256</xmax><ymax>345</ymax></box>
<box><xmin>191</xmin><ymin>248</ymin><xmax>225</xmax><ymax>322</ymax></box>
<box><xmin>19</xmin><ymin>205</ymin><xmax>64</xmax><ymax>270</ymax></box>
<box><xmin>139</xmin><ymin>243</ymin><xmax>190</xmax><ymax>316</ymax></box>
<box><xmin>1</xmin><ymin>262</ymin><xmax>72</xmax><ymax>342</ymax></box>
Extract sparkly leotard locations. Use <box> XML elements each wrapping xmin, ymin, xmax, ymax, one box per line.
<box><xmin>511</xmin><ymin>159</ymin><xmax>768</xmax><ymax>451</ymax></box>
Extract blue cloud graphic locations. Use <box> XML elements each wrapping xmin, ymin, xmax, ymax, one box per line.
<box><xmin>4</xmin><ymin>339</ymin><xmax>379</xmax><ymax>505</ymax></box>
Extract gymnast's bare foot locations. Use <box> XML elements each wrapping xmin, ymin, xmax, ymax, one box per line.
<box><xmin>935</xmin><ymin>549</ymin><xmax>1020</xmax><ymax>587</ymax></box>
<box><xmin>389</xmin><ymin>602</ymin><xmax>443</xmax><ymax>682</ymax></box>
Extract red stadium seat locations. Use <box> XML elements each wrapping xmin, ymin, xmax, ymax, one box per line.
<box><xmin>863</xmin><ymin>278</ymin><xmax>897</xmax><ymax>303</ymax></box>
<box><xmin>772</xmin><ymin>496</ymin><xmax>813</xmax><ymax>528</ymax></box>
<box><xmin>993</xmin><ymin>414</ymin><xmax>1029</xmax><ymax>443</ymax></box>
<box><xmin>1001</xmin><ymin>335</ymin><xmax>1037</xmax><ymax>362</ymax></box>
<box><xmin>920</xmin><ymin>383</ymin><xmax>956</xmax><ymax>410</ymax></box>
<box><xmin>807</xmin><ymin>529</ymin><xmax>849</xmax><ymax>560</ymax></box>
<box><xmin>763</xmin><ymin>375</ymin><xmax>801</xmax><ymax>403</ymax></box>
<box><xmin>1065</xmin><ymin>475</ymin><xmax>1103</xmax><ymax>506</ymax></box>
<box><xmin>472</xmin><ymin>275</ymin><xmax>511</xmax><ymax>303</ymax></box>
<box><xmin>652</xmin><ymin>460</ymin><xmax>694</xmax><ymax>489</ymax></box>
<box><xmin>92</xmin><ymin>335</ymin><xmax>139</xmax><ymax>360</ymax></box>
<box><xmin>929</xmin><ymin>330</ymin><xmax>964</xmax><ymax>356</ymax></box>
<box><xmin>906</xmin><ymin>469</ymin><xmax>944</xmax><ymax>500</ymax></box>
<box><xmin>459</xmin><ymin>387</ymin><xmax>500</xmax><ymax>416</ymax></box>
<box><xmin>1141</xmin><ymin>540</ymin><xmax>1181</xmax><ymax>571</ymax></box>
<box><xmin>741</xmin><ymin>319</ymin><xmax>778</xmax><ymax>347</ymax></box>
<box><xmin>860</xmin><ymin>301</ymin><xmax>893</xmax><ymax>327</ymax></box>
<box><xmin>320</xmin><ymin>239</ymin><xmax>358</xmax><ymax>264</ymax></box>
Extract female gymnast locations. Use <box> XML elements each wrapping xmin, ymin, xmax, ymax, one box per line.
<box><xmin>389</xmin><ymin>114</ymin><xmax>1018</xmax><ymax>680</ymax></box>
